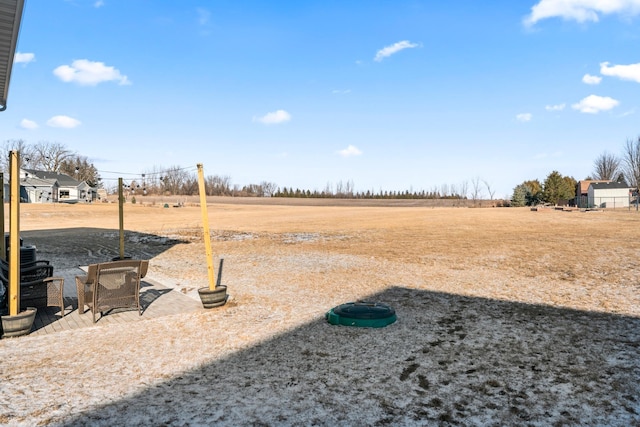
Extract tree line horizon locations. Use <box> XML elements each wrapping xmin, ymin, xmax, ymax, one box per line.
<box><xmin>3</xmin><ymin>137</ymin><xmax>639</xmax><ymax>205</ymax></box>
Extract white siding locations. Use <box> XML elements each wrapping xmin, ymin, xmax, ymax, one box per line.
<box><xmin>588</xmin><ymin>187</ymin><xmax>630</xmax><ymax>208</ymax></box>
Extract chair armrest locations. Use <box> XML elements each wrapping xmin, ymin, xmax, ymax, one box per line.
<box><xmin>21</xmin><ymin>260</ymin><xmax>51</xmax><ymax>268</ymax></box>
<box><xmin>19</xmin><ymin>265</ymin><xmax>54</xmax><ymax>283</ymax></box>
<box><xmin>20</xmin><ymin>277</ymin><xmax>50</xmax><ymax>287</ymax></box>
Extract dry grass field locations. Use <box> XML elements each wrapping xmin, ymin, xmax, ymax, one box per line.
<box><xmin>1</xmin><ymin>200</ymin><xmax>639</xmax><ymax>426</ymax></box>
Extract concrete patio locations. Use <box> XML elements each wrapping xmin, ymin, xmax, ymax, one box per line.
<box><xmin>28</xmin><ymin>267</ymin><xmax>203</xmax><ymax>336</ymax></box>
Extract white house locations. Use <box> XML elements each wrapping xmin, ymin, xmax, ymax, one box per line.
<box><xmin>587</xmin><ymin>182</ymin><xmax>631</xmax><ymax>208</ymax></box>
<box><xmin>20</xmin><ymin>168</ymin><xmax>95</xmax><ymax>203</ymax></box>
<box><xmin>20</xmin><ymin>176</ymin><xmax>59</xmax><ymax>203</ymax></box>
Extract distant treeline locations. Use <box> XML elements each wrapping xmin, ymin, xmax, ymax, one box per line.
<box><xmin>273</xmin><ymin>187</ymin><xmax>466</xmax><ymax>199</ymax></box>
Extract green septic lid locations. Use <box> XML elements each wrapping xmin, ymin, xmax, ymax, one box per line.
<box><xmin>326</xmin><ymin>301</ymin><xmax>396</xmax><ymax>328</ymax></box>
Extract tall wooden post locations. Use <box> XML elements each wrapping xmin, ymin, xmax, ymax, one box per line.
<box><xmin>118</xmin><ymin>177</ymin><xmax>125</xmax><ymax>260</ymax></box>
<box><xmin>197</xmin><ymin>164</ymin><xmax>216</xmax><ymax>290</ymax></box>
<box><xmin>8</xmin><ymin>151</ymin><xmax>20</xmax><ymax>315</ymax></box>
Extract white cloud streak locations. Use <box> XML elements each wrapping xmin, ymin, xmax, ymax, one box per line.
<box><xmin>53</xmin><ymin>59</ymin><xmax>131</xmax><ymax>86</ymax></box>
<box><xmin>253</xmin><ymin>109</ymin><xmax>291</xmax><ymax>125</ymax></box>
<box><xmin>600</xmin><ymin>61</ymin><xmax>640</xmax><ymax>83</ymax></box>
<box><xmin>571</xmin><ymin>94</ymin><xmax>619</xmax><ymax>113</ymax></box>
<box><xmin>20</xmin><ymin>119</ymin><xmax>38</xmax><ymax>129</ymax></box>
<box><xmin>14</xmin><ymin>52</ymin><xmax>35</xmax><ymax>64</ymax></box>
<box><xmin>545</xmin><ymin>103</ymin><xmax>566</xmax><ymax>111</ymax></box>
<box><xmin>337</xmin><ymin>145</ymin><xmax>362</xmax><ymax>157</ymax></box>
<box><xmin>524</xmin><ymin>0</ymin><xmax>640</xmax><ymax>26</ymax></box>
<box><xmin>46</xmin><ymin>115</ymin><xmax>81</xmax><ymax>128</ymax></box>
<box><xmin>582</xmin><ymin>74</ymin><xmax>602</xmax><ymax>84</ymax></box>
<box><xmin>374</xmin><ymin>40</ymin><xmax>419</xmax><ymax>62</ymax></box>
<box><xmin>516</xmin><ymin>113</ymin><xmax>532</xmax><ymax>122</ymax></box>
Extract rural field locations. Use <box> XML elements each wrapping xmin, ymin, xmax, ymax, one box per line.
<box><xmin>1</xmin><ymin>199</ymin><xmax>639</xmax><ymax>426</ymax></box>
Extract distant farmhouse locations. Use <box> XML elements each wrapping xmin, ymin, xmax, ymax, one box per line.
<box><xmin>17</xmin><ymin>168</ymin><xmax>96</xmax><ymax>203</ymax></box>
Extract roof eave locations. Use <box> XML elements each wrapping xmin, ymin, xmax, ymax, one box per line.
<box><xmin>0</xmin><ymin>0</ymin><xmax>26</xmax><ymax>111</ymax></box>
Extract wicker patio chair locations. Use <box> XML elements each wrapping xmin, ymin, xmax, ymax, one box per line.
<box><xmin>77</xmin><ymin>260</ymin><xmax>144</xmax><ymax>323</ymax></box>
<box><xmin>44</xmin><ymin>277</ymin><xmax>66</xmax><ymax>317</ymax></box>
<box><xmin>0</xmin><ymin>263</ymin><xmax>64</xmax><ymax>315</ymax></box>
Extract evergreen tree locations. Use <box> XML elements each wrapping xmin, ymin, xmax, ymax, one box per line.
<box><xmin>543</xmin><ymin>171</ymin><xmax>574</xmax><ymax>205</ymax></box>
<box><xmin>511</xmin><ymin>184</ymin><xmax>528</xmax><ymax>207</ymax></box>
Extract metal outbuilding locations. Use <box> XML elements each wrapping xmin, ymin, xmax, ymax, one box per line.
<box><xmin>588</xmin><ymin>181</ymin><xmax>631</xmax><ymax>209</ymax></box>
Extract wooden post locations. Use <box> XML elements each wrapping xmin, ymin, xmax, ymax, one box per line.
<box><xmin>118</xmin><ymin>177</ymin><xmax>125</xmax><ymax>260</ymax></box>
<box><xmin>8</xmin><ymin>151</ymin><xmax>20</xmax><ymax>315</ymax></box>
<box><xmin>197</xmin><ymin>164</ymin><xmax>216</xmax><ymax>290</ymax></box>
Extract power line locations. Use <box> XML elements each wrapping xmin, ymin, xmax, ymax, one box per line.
<box><xmin>96</xmin><ymin>165</ymin><xmax>198</xmax><ymax>178</ymax></box>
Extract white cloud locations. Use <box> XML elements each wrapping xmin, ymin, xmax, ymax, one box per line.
<box><xmin>582</xmin><ymin>73</ymin><xmax>602</xmax><ymax>84</ymax></box>
<box><xmin>374</xmin><ymin>40</ymin><xmax>419</xmax><ymax>62</ymax></box>
<box><xmin>197</xmin><ymin>8</ymin><xmax>211</xmax><ymax>25</ymax></box>
<box><xmin>19</xmin><ymin>119</ymin><xmax>38</xmax><ymax>129</ymax></box>
<box><xmin>600</xmin><ymin>61</ymin><xmax>640</xmax><ymax>83</ymax></box>
<box><xmin>571</xmin><ymin>94</ymin><xmax>619</xmax><ymax>113</ymax></box>
<box><xmin>53</xmin><ymin>59</ymin><xmax>131</xmax><ymax>86</ymax></box>
<box><xmin>337</xmin><ymin>145</ymin><xmax>362</xmax><ymax>157</ymax></box>
<box><xmin>516</xmin><ymin>113</ymin><xmax>532</xmax><ymax>122</ymax></box>
<box><xmin>46</xmin><ymin>115</ymin><xmax>81</xmax><ymax>128</ymax></box>
<box><xmin>332</xmin><ymin>89</ymin><xmax>351</xmax><ymax>95</ymax></box>
<box><xmin>94</xmin><ymin>0</ymin><xmax>104</xmax><ymax>7</ymax></box>
<box><xmin>14</xmin><ymin>52</ymin><xmax>35</xmax><ymax>64</ymax></box>
<box><xmin>545</xmin><ymin>103</ymin><xmax>566</xmax><ymax>111</ymax></box>
<box><xmin>534</xmin><ymin>151</ymin><xmax>563</xmax><ymax>160</ymax></box>
<box><xmin>524</xmin><ymin>0</ymin><xmax>640</xmax><ymax>26</ymax></box>
<box><xmin>253</xmin><ymin>109</ymin><xmax>291</xmax><ymax>125</ymax></box>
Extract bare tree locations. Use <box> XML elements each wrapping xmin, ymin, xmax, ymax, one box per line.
<box><xmin>260</xmin><ymin>181</ymin><xmax>277</xmax><ymax>197</ymax></box>
<box><xmin>140</xmin><ymin>166</ymin><xmax>161</xmax><ymax>194</ymax></box>
<box><xmin>181</xmin><ymin>175</ymin><xmax>198</xmax><ymax>196</ymax></box>
<box><xmin>323</xmin><ymin>182</ymin><xmax>333</xmax><ymax>196</ymax></box>
<box><xmin>482</xmin><ymin>179</ymin><xmax>496</xmax><ymax>200</ymax></box>
<box><xmin>345</xmin><ymin>179</ymin><xmax>354</xmax><ymax>197</ymax></box>
<box><xmin>459</xmin><ymin>180</ymin><xmax>469</xmax><ymax>199</ymax></box>
<box><xmin>206</xmin><ymin>175</ymin><xmax>232</xmax><ymax>196</ymax></box>
<box><xmin>0</xmin><ymin>139</ymin><xmax>37</xmax><ymax>171</ymax></box>
<box><xmin>593</xmin><ymin>151</ymin><xmax>620</xmax><ymax>181</ymax></box>
<box><xmin>440</xmin><ymin>183</ymin><xmax>450</xmax><ymax>197</ymax></box>
<box><xmin>32</xmin><ymin>141</ymin><xmax>72</xmax><ymax>171</ymax></box>
<box><xmin>470</xmin><ymin>176</ymin><xmax>484</xmax><ymax>203</ymax></box>
<box><xmin>162</xmin><ymin>165</ymin><xmax>192</xmax><ymax>195</ymax></box>
<box><xmin>622</xmin><ymin>137</ymin><xmax>640</xmax><ymax>191</ymax></box>
<box><xmin>450</xmin><ymin>184</ymin><xmax>458</xmax><ymax>198</ymax></box>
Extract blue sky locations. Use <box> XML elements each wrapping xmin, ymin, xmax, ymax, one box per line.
<box><xmin>4</xmin><ymin>0</ymin><xmax>640</xmax><ymax>198</ymax></box>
